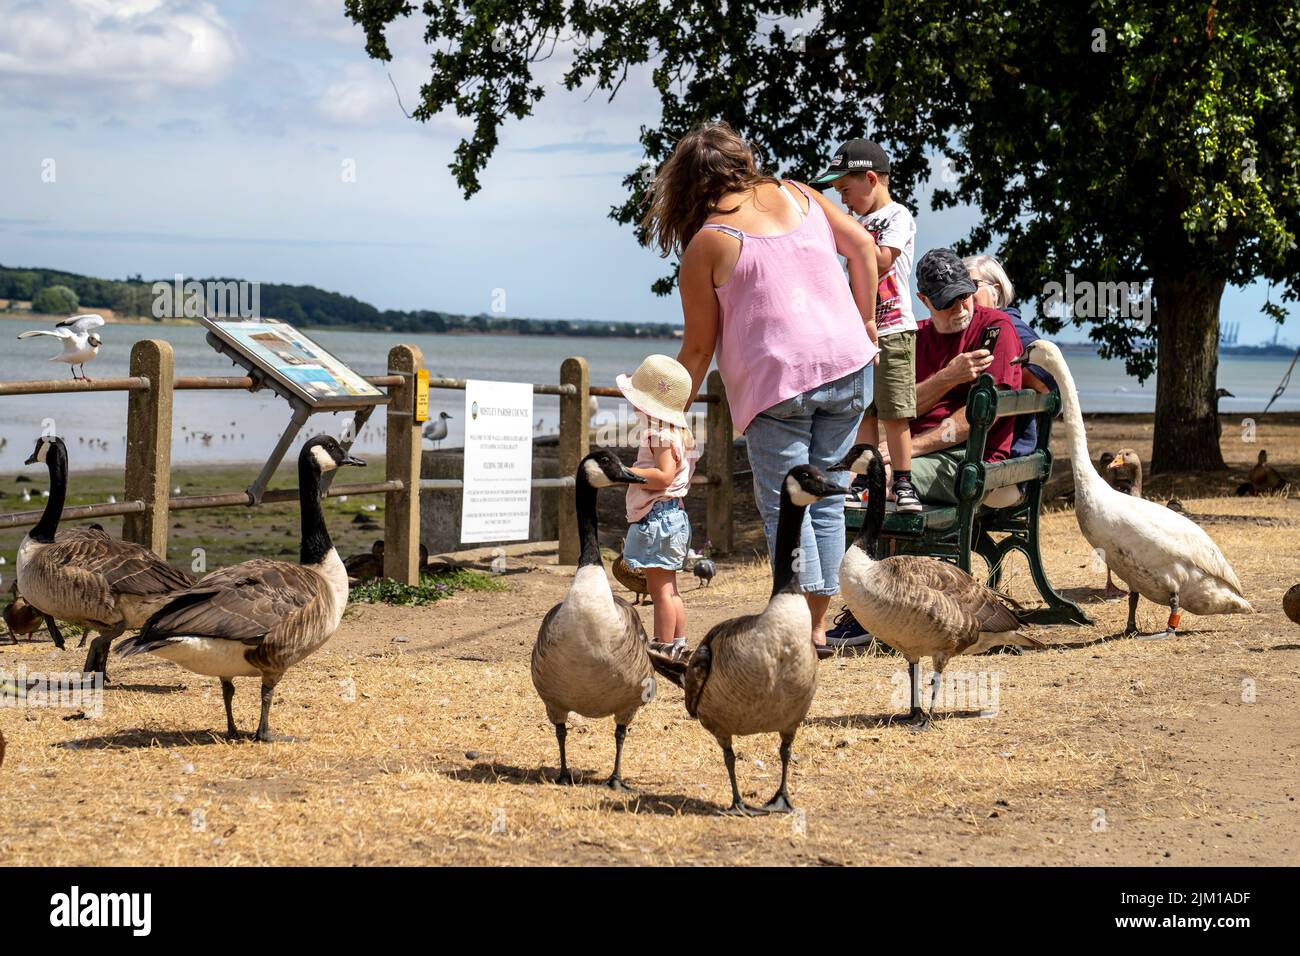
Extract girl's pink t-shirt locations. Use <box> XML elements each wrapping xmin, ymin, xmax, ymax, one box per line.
<box><xmin>625</xmin><ymin>424</ymin><xmax>696</xmax><ymax>522</ymax></box>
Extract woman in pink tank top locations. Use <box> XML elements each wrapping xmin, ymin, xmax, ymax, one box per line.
<box><xmin>640</xmin><ymin>122</ymin><xmax>881</xmax><ymax>654</ymax></box>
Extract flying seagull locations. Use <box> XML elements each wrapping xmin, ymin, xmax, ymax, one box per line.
<box><xmin>17</xmin><ymin>314</ymin><xmax>106</xmax><ymax>381</ymax></box>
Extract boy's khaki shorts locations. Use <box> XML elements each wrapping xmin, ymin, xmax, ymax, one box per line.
<box><xmin>865</xmin><ymin>329</ymin><xmax>916</xmax><ymax>421</ymax></box>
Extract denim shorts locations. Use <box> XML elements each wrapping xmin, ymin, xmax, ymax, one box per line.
<box><xmin>623</xmin><ymin>500</ymin><xmax>692</xmax><ymax>571</ymax></box>
<box><xmin>745</xmin><ymin>364</ymin><xmax>872</xmax><ymax>595</ymax></box>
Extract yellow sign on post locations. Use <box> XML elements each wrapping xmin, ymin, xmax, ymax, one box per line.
<box><xmin>415</xmin><ymin>368</ymin><xmax>430</xmax><ymax>423</ymax></box>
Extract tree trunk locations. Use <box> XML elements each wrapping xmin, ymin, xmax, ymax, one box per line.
<box><xmin>1150</xmin><ymin>271</ymin><xmax>1227</xmax><ymax>473</ymax></box>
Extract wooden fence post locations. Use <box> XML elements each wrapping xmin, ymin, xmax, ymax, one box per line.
<box><xmin>385</xmin><ymin>344</ymin><xmax>423</xmax><ymax>585</ymax></box>
<box><xmin>706</xmin><ymin>369</ymin><xmax>733</xmax><ymax>555</ymax></box>
<box><xmin>557</xmin><ymin>356</ymin><xmax>590</xmax><ymax>565</ymax></box>
<box><xmin>122</xmin><ymin>339</ymin><xmax>174</xmax><ymax>558</ymax></box>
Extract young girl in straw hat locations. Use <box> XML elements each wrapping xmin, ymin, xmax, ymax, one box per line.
<box><xmin>617</xmin><ymin>354</ymin><xmax>699</xmax><ymax>659</ymax></box>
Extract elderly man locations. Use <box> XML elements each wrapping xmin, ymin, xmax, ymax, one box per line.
<box><xmin>828</xmin><ymin>248</ymin><xmax>1025</xmax><ymax>647</ymax></box>
<box><xmin>873</xmin><ymin>248</ymin><xmax>1023</xmax><ymax>504</ymax></box>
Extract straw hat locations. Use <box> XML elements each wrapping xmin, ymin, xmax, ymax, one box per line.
<box><xmin>616</xmin><ymin>354</ymin><xmax>691</xmax><ymax>428</ymax></box>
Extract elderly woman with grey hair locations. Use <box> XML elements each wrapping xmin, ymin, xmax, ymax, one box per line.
<box><xmin>963</xmin><ymin>255</ymin><xmax>1056</xmax><ymax>457</ymax></box>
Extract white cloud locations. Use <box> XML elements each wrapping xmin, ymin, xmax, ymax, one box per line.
<box><xmin>0</xmin><ymin>0</ymin><xmax>238</xmax><ymax>93</ymax></box>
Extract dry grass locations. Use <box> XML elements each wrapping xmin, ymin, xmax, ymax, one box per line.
<box><xmin>2</xmin><ymin>493</ymin><xmax>1298</xmax><ymax>866</ymax></box>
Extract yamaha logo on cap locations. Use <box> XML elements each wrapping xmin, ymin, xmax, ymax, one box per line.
<box><xmin>813</xmin><ymin>139</ymin><xmax>891</xmax><ymax>186</ymax></box>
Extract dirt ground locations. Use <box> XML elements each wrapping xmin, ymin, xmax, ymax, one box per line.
<box><xmin>2</xmin><ymin>413</ymin><xmax>1299</xmax><ymax>866</ymax></box>
<box><xmin>2</xmin><ymin>487</ymin><xmax>1297</xmax><ymax>865</ymax></box>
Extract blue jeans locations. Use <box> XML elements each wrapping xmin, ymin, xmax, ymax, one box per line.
<box><xmin>745</xmin><ymin>365</ymin><xmax>871</xmax><ymax>595</ymax></box>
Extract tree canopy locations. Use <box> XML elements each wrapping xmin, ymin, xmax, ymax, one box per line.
<box><xmin>346</xmin><ymin>0</ymin><xmax>1300</xmax><ymax>470</ymax></box>
<box><xmin>31</xmin><ymin>283</ymin><xmax>78</xmax><ymax>315</ymax></box>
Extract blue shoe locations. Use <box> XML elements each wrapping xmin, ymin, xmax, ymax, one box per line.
<box><xmin>826</xmin><ymin>608</ymin><xmax>872</xmax><ymax>647</ymax></box>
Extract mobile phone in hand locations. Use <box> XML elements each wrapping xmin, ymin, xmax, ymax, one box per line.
<box><xmin>978</xmin><ymin>324</ymin><xmax>1002</xmax><ymax>353</ymax></box>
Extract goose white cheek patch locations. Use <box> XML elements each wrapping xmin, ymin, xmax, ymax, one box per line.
<box><xmin>311</xmin><ymin>446</ymin><xmax>339</xmax><ymax>472</ymax></box>
<box><xmin>785</xmin><ymin>475</ymin><xmax>818</xmax><ymax>507</ymax></box>
<box><xmin>583</xmin><ymin>460</ymin><xmax>611</xmax><ymax>488</ymax></box>
<box><xmin>36</xmin><ymin>442</ymin><xmax>50</xmax><ymax>464</ymax></box>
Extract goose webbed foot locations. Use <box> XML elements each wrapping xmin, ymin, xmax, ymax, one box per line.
<box><xmin>718</xmin><ymin>743</ymin><xmax>764</xmax><ymax>815</ymax></box>
<box><xmin>605</xmin><ymin>774</ymin><xmax>637</xmax><ymax>794</ymax></box>
<box><xmin>253</xmin><ymin>730</ymin><xmax>298</xmax><ymax>743</ymax></box>
<box><xmin>221</xmin><ymin>679</ymin><xmax>238</xmax><ymax>738</ymax></box>
<box><xmin>253</xmin><ymin>681</ymin><xmax>291</xmax><ymax>742</ymax></box>
<box><xmin>759</xmin><ymin>791</ymin><xmax>795</xmax><ymax>814</ymax></box>
<box><xmin>551</xmin><ymin>722</ymin><xmax>575</xmax><ymax>785</ymax></box>
<box><xmin>604</xmin><ymin>723</ymin><xmax>634</xmax><ymax>793</ymax></box>
<box><xmin>901</xmin><ymin>707</ymin><xmax>934</xmax><ymax>732</ymax></box>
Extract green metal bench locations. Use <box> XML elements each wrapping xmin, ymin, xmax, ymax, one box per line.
<box><xmin>844</xmin><ymin>372</ymin><xmax>1090</xmax><ymax>625</ymax></box>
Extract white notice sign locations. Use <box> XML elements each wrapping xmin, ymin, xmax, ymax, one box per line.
<box><xmin>460</xmin><ymin>380</ymin><xmax>534</xmax><ymax>544</ymax></box>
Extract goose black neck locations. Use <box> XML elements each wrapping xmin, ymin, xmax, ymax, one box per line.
<box><xmin>298</xmin><ymin>456</ymin><xmax>332</xmax><ymax>565</ymax></box>
<box><xmin>575</xmin><ymin>475</ymin><xmax>602</xmax><ymax>569</ymax></box>
<box><xmin>770</xmin><ymin>487</ymin><xmax>809</xmax><ymax>598</ymax></box>
<box><xmin>850</xmin><ymin>455</ymin><xmax>886</xmax><ymax>558</ymax></box>
<box><xmin>30</xmin><ymin>444</ymin><xmax>68</xmax><ymax>543</ymax></box>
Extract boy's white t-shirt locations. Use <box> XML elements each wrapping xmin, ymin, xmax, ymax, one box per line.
<box><xmin>859</xmin><ymin>201</ymin><xmax>917</xmax><ymax>336</ymax></box>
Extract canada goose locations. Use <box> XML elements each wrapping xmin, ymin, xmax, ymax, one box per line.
<box><xmin>16</xmin><ymin>436</ymin><xmax>194</xmax><ymax>680</ymax></box>
<box><xmin>532</xmin><ymin>449</ymin><xmax>660</xmax><ymax>790</ymax></box>
<box><xmin>1098</xmin><ymin>448</ymin><xmax>1142</xmax><ymax>599</ymax></box>
<box><xmin>17</xmin><ymin>314</ymin><xmax>105</xmax><ymax>381</ymax></box>
<box><xmin>833</xmin><ymin>444</ymin><xmax>1043</xmax><ymax>729</ymax></box>
<box><xmin>3</xmin><ymin>581</ymin><xmax>64</xmax><ymax>647</ymax></box>
<box><xmin>1284</xmin><ymin>584</ymin><xmax>1300</xmax><ymax>625</ymax></box>
<box><xmin>1214</xmin><ymin>387</ymin><xmax>1234</xmax><ymax>440</ymax></box>
<box><xmin>1016</xmin><ymin>341</ymin><xmax>1252</xmax><ymax>636</ymax></box>
<box><xmin>612</xmin><ymin>554</ymin><xmax>650</xmax><ymax>604</ymax></box>
<box><xmin>342</xmin><ymin>540</ymin><xmax>435</xmax><ymax>582</ymax></box>
<box><xmin>1236</xmin><ymin>450</ymin><xmax>1287</xmax><ymax>496</ymax></box>
<box><xmin>116</xmin><ymin>436</ymin><xmax>364</xmax><ymax>741</ymax></box>
<box><xmin>660</xmin><ymin>465</ymin><xmax>851</xmax><ymax>815</ymax></box>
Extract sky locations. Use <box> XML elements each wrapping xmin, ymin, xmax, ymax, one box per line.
<box><xmin>0</xmin><ymin>0</ymin><xmax>1293</xmax><ymax>344</ymax></box>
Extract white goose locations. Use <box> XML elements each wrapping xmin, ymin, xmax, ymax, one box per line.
<box><xmin>1017</xmin><ymin>341</ymin><xmax>1252</xmax><ymax>636</ymax></box>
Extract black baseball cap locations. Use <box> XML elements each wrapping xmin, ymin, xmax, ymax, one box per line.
<box><xmin>916</xmin><ymin>248</ymin><xmax>978</xmax><ymax>310</ymax></box>
<box><xmin>812</xmin><ymin>139</ymin><xmax>891</xmax><ymax>187</ymax></box>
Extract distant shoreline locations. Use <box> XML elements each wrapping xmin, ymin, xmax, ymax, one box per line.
<box><xmin>5</xmin><ymin>311</ymin><xmax>1291</xmax><ymax>352</ymax></box>
<box><xmin>0</xmin><ymin>310</ymin><xmax>681</xmax><ymax>342</ymax></box>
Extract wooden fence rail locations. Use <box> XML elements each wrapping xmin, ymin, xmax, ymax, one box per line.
<box><xmin>0</xmin><ymin>342</ymin><xmax>736</xmax><ymax>583</ymax></box>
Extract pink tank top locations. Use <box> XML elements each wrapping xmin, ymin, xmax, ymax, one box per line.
<box><xmin>703</xmin><ymin>182</ymin><xmax>877</xmax><ymax>434</ymax></box>
<box><xmin>625</xmin><ymin>422</ymin><xmax>696</xmax><ymax>522</ymax></box>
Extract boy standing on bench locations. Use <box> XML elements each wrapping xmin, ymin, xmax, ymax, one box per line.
<box><xmin>814</xmin><ymin>139</ymin><xmax>921</xmax><ymax>513</ymax></box>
